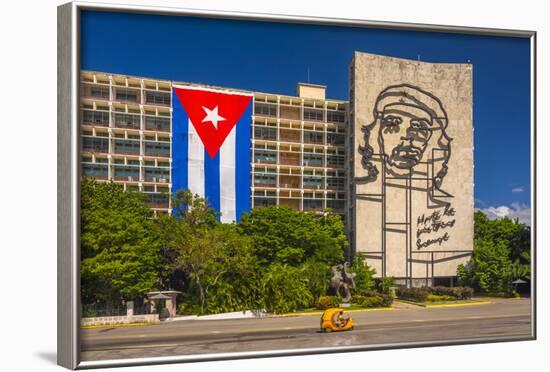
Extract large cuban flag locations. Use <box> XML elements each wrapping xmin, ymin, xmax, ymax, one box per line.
<box><xmin>172</xmin><ymin>85</ymin><xmax>253</xmax><ymax>223</ymax></box>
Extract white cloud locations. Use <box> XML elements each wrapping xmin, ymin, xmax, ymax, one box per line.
<box><xmin>477</xmin><ymin>203</ymin><xmax>531</xmax><ymax>225</ymax></box>
<box><xmin>511</xmin><ymin>187</ymin><xmax>524</xmax><ymax>193</ymax></box>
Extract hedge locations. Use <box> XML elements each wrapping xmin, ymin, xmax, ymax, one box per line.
<box><xmin>351</xmin><ymin>294</ymin><xmax>393</xmax><ymax>308</ymax></box>
<box><xmin>396</xmin><ymin>286</ymin><xmax>474</xmax><ymax>302</ymax></box>
<box><xmin>314</xmin><ymin>296</ymin><xmax>341</xmax><ymax>310</ymax></box>
<box><xmin>396</xmin><ymin>287</ymin><xmax>429</xmax><ymax>302</ymax></box>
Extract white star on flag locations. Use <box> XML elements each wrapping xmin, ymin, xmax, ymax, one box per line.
<box><xmin>201</xmin><ymin>105</ymin><xmax>226</xmax><ymax>129</ymax></box>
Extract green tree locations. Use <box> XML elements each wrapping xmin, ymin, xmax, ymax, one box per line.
<box><xmin>351</xmin><ymin>255</ymin><xmax>376</xmax><ymax>292</ymax></box>
<box><xmin>457</xmin><ymin>239</ymin><xmax>513</xmax><ymax>294</ymax></box>
<box><xmin>238</xmin><ymin>206</ymin><xmax>347</xmax><ymax>267</ymax></box>
<box><xmin>80</xmin><ymin>179</ymin><xmax>162</xmax><ymax>305</ymax></box>
<box><xmin>261</xmin><ymin>264</ymin><xmax>313</xmax><ymax>313</ymax></box>
<box><xmin>163</xmin><ymin>191</ymin><xmax>262</xmax><ymax>314</ymax></box>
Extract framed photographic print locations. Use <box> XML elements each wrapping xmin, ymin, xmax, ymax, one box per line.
<box><xmin>57</xmin><ymin>1</ymin><xmax>536</xmax><ymax>369</ymax></box>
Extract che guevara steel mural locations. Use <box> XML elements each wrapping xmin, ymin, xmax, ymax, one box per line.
<box><xmin>356</xmin><ymin>84</ymin><xmax>464</xmax><ymax>284</ymax></box>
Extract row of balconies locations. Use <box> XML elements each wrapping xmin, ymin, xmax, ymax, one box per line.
<box><xmin>253</xmin><ymin>102</ymin><xmax>346</xmax><ymax>124</ymax></box>
<box><xmin>81</xmin><ymin>84</ymin><xmax>171</xmax><ymax>106</ymax></box>
<box><xmin>253</xmin><ymin>127</ymin><xmax>345</xmax><ymax>146</ymax></box>
<box><xmin>253</xmin><ymin>196</ymin><xmax>345</xmax><ymax>212</ymax></box>
<box><xmin>81</xmin><ymin>110</ymin><xmax>171</xmax><ymax>132</ymax></box>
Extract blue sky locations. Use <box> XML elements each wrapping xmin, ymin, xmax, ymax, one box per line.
<box><xmin>81</xmin><ymin>11</ymin><xmax>532</xmax><ymax>222</ymax></box>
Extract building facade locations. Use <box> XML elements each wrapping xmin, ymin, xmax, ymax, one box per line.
<box><xmin>79</xmin><ymin>72</ymin><xmax>347</xmax><ymax>217</ymax></box>
<box><xmin>80</xmin><ymin>51</ymin><xmax>473</xmax><ymax>286</ymax></box>
<box><xmin>349</xmin><ymin>52</ymin><xmax>474</xmax><ymax>286</ymax></box>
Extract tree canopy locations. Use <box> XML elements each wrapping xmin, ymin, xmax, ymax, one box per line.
<box><xmin>80</xmin><ymin>180</ymin><xmax>162</xmax><ymax>304</ymax></box>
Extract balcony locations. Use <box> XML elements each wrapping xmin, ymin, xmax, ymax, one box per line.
<box><xmin>115</xmin><ymin>88</ymin><xmax>140</xmax><ymax>103</ymax></box>
<box><xmin>279</xmin><ymin>175</ymin><xmax>300</xmax><ymax>189</ymax></box>
<box><xmin>145</xmin><ymin>117</ymin><xmax>170</xmax><ymax>132</ymax></box>
<box><xmin>279</xmin><ymin>129</ymin><xmax>300</xmax><ymax>143</ymax></box>
<box><xmin>82</xmin><ymin>164</ymin><xmax>108</xmax><ymax>180</ymax></box>
<box><xmin>82</xmin><ymin>137</ymin><xmax>109</xmax><ymax>153</ymax></box>
<box><xmin>279</xmin><ymin>198</ymin><xmax>300</xmax><ymax>210</ymax></box>
<box><xmin>253</xmin><ymin>197</ymin><xmax>277</xmax><ymax>208</ymax></box>
<box><xmin>145</xmin><ymin>91</ymin><xmax>171</xmax><ymax>106</ymax></box>
<box><xmin>113</xmin><ymin>140</ymin><xmax>140</xmax><ymax>155</ymax></box>
<box><xmin>114</xmin><ymin>114</ymin><xmax>140</xmax><ymax>130</ymax></box>
<box><xmin>303</xmin><ymin>199</ymin><xmax>323</xmax><ymax>211</ymax></box>
<box><xmin>279</xmin><ymin>153</ymin><xmax>300</xmax><ymax>166</ymax></box>
<box><xmin>303</xmin><ymin>131</ymin><xmax>324</xmax><ymax>145</ymax></box>
<box><xmin>82</xmin><ymin>111</ymin><xmax>109</xmax><ymax>127</ymax></box>
<box><xmin>254</xmin><ymin>150</ymin><xmax>277</xmax><ymax>164</ymax></box>
<box><xmin>144</xmin><ymin>142</ymin><xmax>171</xmax><ymax>157</ymax></box>
<box><xmin>254</xmin><ymin>127</ymin><xmax>277</xmax><ymax>141</ymax></box>
<box><xmin>303</xmin><ymin>177</ymin><xmax>324</xmax><ymax>190</ymax></box>
<box><xmin>279</xmin><ymin>105</ymin><xmax>301</xmax><ymax>120</ymax></box>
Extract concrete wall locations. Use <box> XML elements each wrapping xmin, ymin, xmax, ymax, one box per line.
<box><xmin>81</xmin><ymin>314</ymin><xmax>160</xmax><ymax>327</ymax></box>
<box><xmin>350</xmin><ymin>52</ymin><xmax>473</xmax><ymax>283</ymax></box>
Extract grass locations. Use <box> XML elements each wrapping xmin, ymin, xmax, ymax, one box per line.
<box><xmin>395</xmin><ymin>298</ymin><xmax>491</xmax><ymax>307</ymax></box>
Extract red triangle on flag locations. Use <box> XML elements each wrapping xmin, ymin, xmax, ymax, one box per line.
<box><xmin>173</xmin><ymin>86</ymin><xmax>253</xmax><ymax>158</ymax></box>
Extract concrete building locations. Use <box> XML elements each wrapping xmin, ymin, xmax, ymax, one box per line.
<box><xmin>79</xmin><ymin>51</ymin><xmax>473</xmax><ymax>286</ymax></box>
<box><xmin>79</xmin><ymin>72</ymin><xmax>347</xmax><ymax>216</ymax></box>
<box><xmin>349</xmin><ymin>52</ymin><xmax>474</xmax><ymax>286</ymax></box>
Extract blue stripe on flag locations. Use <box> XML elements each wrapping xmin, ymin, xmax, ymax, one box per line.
<box><xmin>235</xmin><ymin>101</ymin><xmax>252</xmax><ymax>222</ymax></box>
<box><xmin>172</xmin><ymin>92</ymin><xmax>188</xmax><ymax>212</ymax></box>
<box><xmin>204</xmin><ymin>150</ymin><xmax>220</xmax><ymax>219</ymax></box>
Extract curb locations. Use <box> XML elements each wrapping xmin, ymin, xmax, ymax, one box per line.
<box><xmin>277</xmin><ymin>307</ymin><xmax>394</xmax><ymax>317</ymax></box>
<box><xmin>395</xmin><ymin>299</ymin><xmax>491</xmax><ymax>308</ymax></box>
<box><xmin>81</xmin><ymin>322</ymin><xmax>152</xmax><ymax>329</ymax></box>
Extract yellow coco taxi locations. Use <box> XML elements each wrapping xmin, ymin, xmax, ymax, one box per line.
<box><xmin>320</xmin><ymin>308</ymin><xmax>354</xmax><ymax>333</ymax></box>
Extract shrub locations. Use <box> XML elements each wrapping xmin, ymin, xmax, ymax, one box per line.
<box><xmin>426</xmin><ymin>294</ymin><xmax>454</xmax><ymax>302</ymax></box>
<box><xmin>355</xmin><ymin>288</ymin><xmax>378</xmax><ymax>297</ymax></box>
<box><xmin>452</xmin><ymin>286</ymin><xmax>474</xmax><ymax>300</ymax></box>
<box><xmin>429</xmin><ymin>286</ymin><xmax>456</xmax><ymax>297</ymax></box>
<box><xmin>262</xmin><ymin>264</ymin><xmax>313</xmax><ymax>313</ymax></box>
<box><xmin>351</xmin><ymin>294</ymin><xmax>393</xmax><ymax>308</ymax></box>
<box><xmin>379</xmin><ymin>276</ymin><xmax>396</xmax><ymax>295</ymax></box>
<box><xmin>315</xmin><ymin>296</ymin><xmax>341</xmax><ymax>310</ymax></box>
<box><xmin>396</xmin><ymin>287</ymin><xmax>429</xmax><ymax>302</ymax></box>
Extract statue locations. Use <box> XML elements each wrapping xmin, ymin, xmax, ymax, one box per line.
<box><xmin>330</xmin><ymin>262</ymin><xmax>356</xmax><ymax>303</ymax></box>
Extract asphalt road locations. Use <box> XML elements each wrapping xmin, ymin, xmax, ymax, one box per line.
<box><xmin>80</xmin><ymin>298</ymin><xmax>532</xmax><ymax>361</ymax></box>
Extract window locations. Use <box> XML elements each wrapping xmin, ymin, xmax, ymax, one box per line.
<box><xmin>90</xmin><ymin>86</ymin><xmax>109</xmax><ymax>99</ymax></box>
<box><xmin>82</xmin><ymin>164</ymin><xmax>108</xmax><ymax>178</ymax></box>
<box><xmin>303</xmin><ymin>131</ymin><xmax>324</xmax><ymax>144</ymax></box>
<box><xmin>254</xmin><ymin>103</ymin><xmax>277</xmax><ymax>117</ymax></box>
<box><xmin>82</xmin><ymin>110</ymin><xmax>109</xmax><ymax>126</ymax></box>
<box><xmin>254</xmin><ymin>197</ymin><xmax>277</xmax><ymax>208</ymax></box>
<box><xmin>82</xmin><ymin>137</ymin><xmax>108</xmax><ymax>153</ymax></box>
<box><xmin>145</xmin><ymin>116</ymin><xmax>170</xmax><ymax>131</ymax></box>
<box><xmin>144</xmin><ymin>141</ymin><xmax>170</xmax><ymax>157</ymax></box>
<box><xmin>254</xmin><ymin>126</ymin><xmax>277</xmax><ymax>140</ymax></box>
<box><xmin>114</xmin><ymin>113</ymin><xmax>140</xmax><ymax>129</ymax></box>
<box><xmin>303</xmin><ymin>176</ymin><xmax>323</xmax><ymax>189</ymax></box>
<box><xmin>145</xmin><ymin>91</ymin><xmax>170</xmax><ymax>105</ymax></box>
<box><xmin>254</xmin><ymin>173</ymin><xmax>277</xmax><ymax>186</ymax></box>
<box><xmin>327</xmin><ymin>110</ymin><xmax>345</xmax><ymax>123</ymax></box>
<box><xmin>303</xmin><ymin>108</ymin><xmax>324</xmax><ymax>122</ymax></box>
<box><xmin>303</xmin><ymin>199</ymin><xmax>323</xmax><ymax>210</ymax></box>
<box><xmin>144</xmin><ymin>167</ymin><xmax>170</xmax><ymax>182</ymax></box>
<box><xmin>114</xmin><ymin>139</ymin><xmax>140</xmax><ymax>154</ymax></box>
<box><xmin>115</xmin><ymin>89</ymin><xmax>139</xmax><ymax>102</ymax></box>
<box><xmin>327</xmin><ymin>133</ymin><xmax>345</xmax><ymax>145</ymax></box>
<box><xmin>113</xmin><ymin>165</ymin><xmax>140</xmax><ymax>180</ymax></box>
<box><xmin>303</xmin><ymin>153</ymin><xmax>323</xmax><ymax>167</ymax></box>
<box><xmin>326</xmin><ymin>177</ymin><xmax>344</xmax><ymax>189</ymax></box>
<box><xmin>327</xmin><ymin>155</ymin><xmax>345</xmax><ymax>167</ymax></box>
<box><xmin>254</xmin><ymin>149</ymin><xmax>276</xmax><ymax>163</ymax></box>
<box><xmin>147</xmin><ymin>193</ymin><xmax>169</xmax><ymax>207</ymax></box>
<box><xmin>326</xmin><ymin>199</ymin><xmax>344</xmax><ymax>210</ymax></box>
